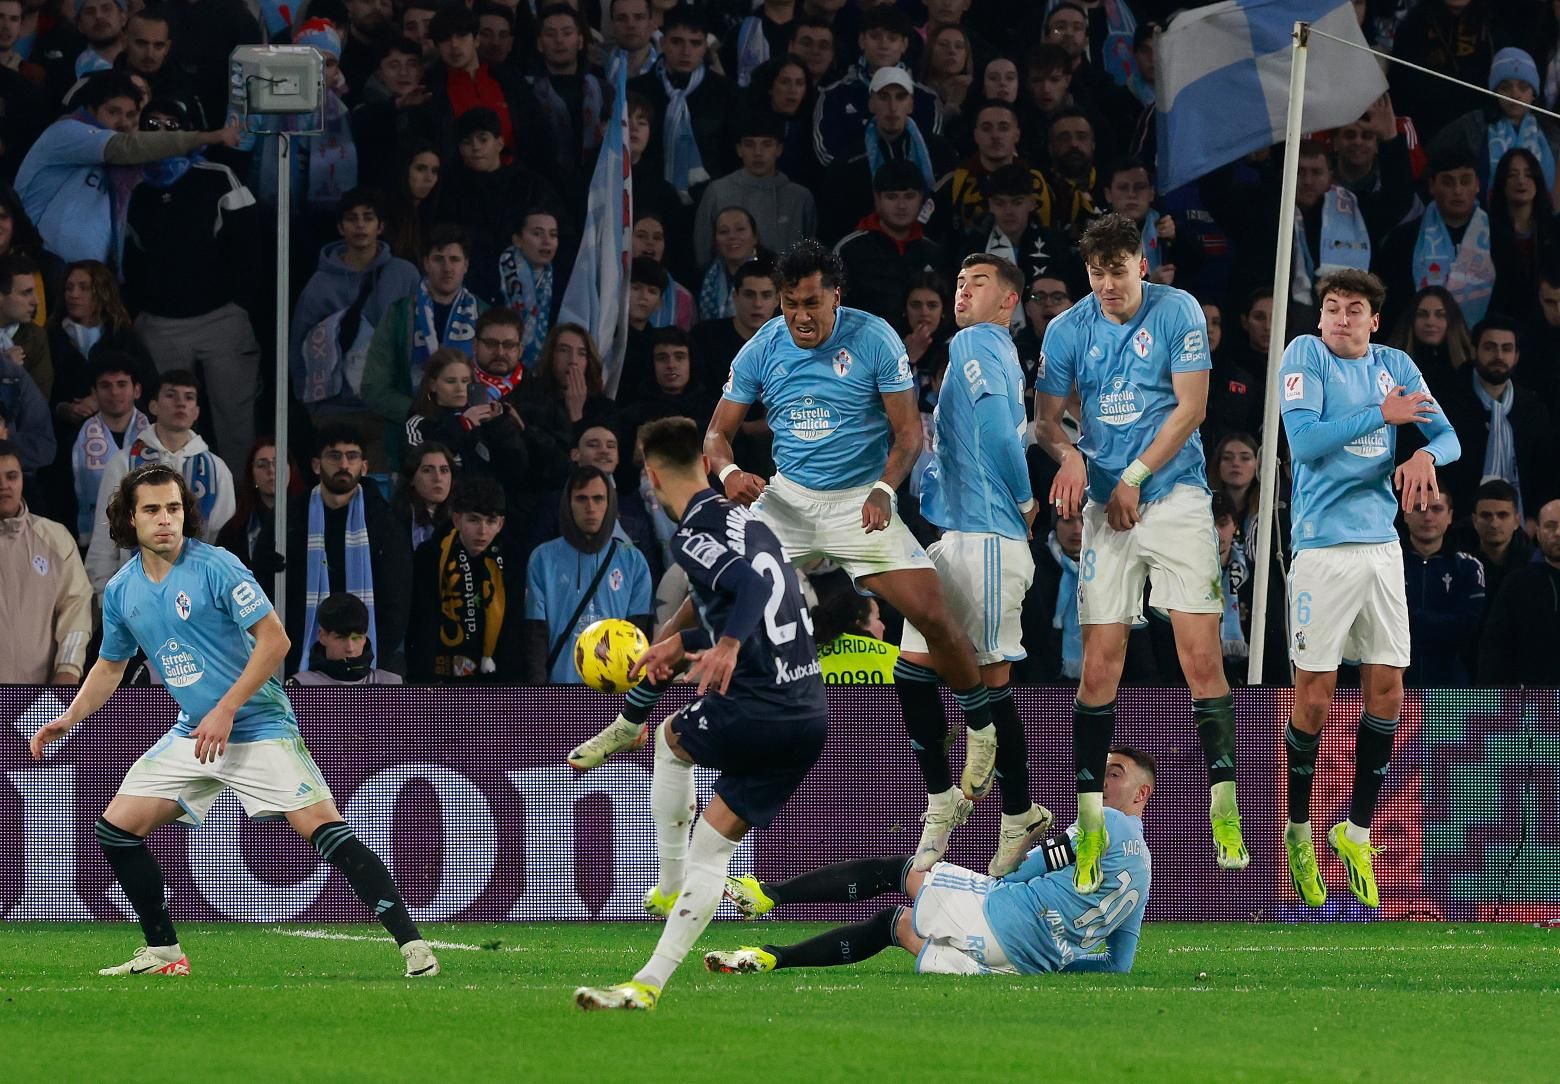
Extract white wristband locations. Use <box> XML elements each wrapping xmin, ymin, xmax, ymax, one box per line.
<box><xmin>1121</xmin><ymin>459</ymin><xmax>1151</xmax><ymax>488</ymax></box>
<box><xmin>718</xmin><ymin>463</ymin><xmax>742</xmax><ymax>483</ymax></box>
<box><xmin>872</xmin><ymin>480</ymin><xmax>898</xmax><ymax>502</ymax></box>
<box><xmin>1018</xmin><ymin>498</ymin><xmax>1037</xmax><ymax>514</ymax></box>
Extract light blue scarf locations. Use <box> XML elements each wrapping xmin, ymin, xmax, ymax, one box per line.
<box><xmin>650</xmin><ymin>275</ymin><xmax>693</xmax><ymax>329</ymax></box>
<box><xmin>301</xmin><ymin>485</ymin><xmax>377</xmax><ymax>673</ymax></box>
<box><xmin>499</xmin><ymin>245</ymin><xmax>552</xmax><ymax>371</ymax></box>
<box><xmin>657</xmin><ymin>58</ymin><xmax>709</xmax><ymax>203</ymax></box>
<box><xmin>698</xmin><ymin>260</ymin><xmax>736</xmax><ymax>321</ymax></box>
<box><xmin>1142</xmin><ymin>208</ymin><xmax>1163</xmax><ymax>272</ymax></box>
<box><xmin>864</xmin><ymin>118</ymin><xmax>934</xmax><ymax>194</ymax></box>
<box><xmin>410</xmin><ymin>279</ymin><xmax>480</xmax><ymax>390</ymax></box>
<box><xmin>1472</xmin><ymin>370</ymin><xmax>1521</xmax><ymax>511</ymax></box>
<box><xmin>1293</xmin><ymin>185</ymin><xmax>1371</xmax><ymax>304</ymax></box>
<box><xmin>128</xmin><ymin>435</ymin><xmax>219</xmax><ymax>523</ymax></box>
<box><xmin>608</xmin><ymin>44</ymin><xmax>659</xmax><ymax>78</ymax></box>
<box><xmin>1412</xmin><ymin>204</ymin><xmax>1495</xmax><ymax>325</ymax></box>
<box><xmin>1048</xmin><ymin>532</ymin><xmax>1082</xmax><ymax>680</ymax></box>
<box><xmin>72</xmin><ymin>409</ymin><xmax>148</xmax><ymax>543</ymax></box>
<box><xmin>530</xmin><ymin>72</ymin><xmax>605</xmax><ymax>176</ymax></box>
<box><xmin>735</xmin><ymin>15</ymin><xmax>770</xmax><ymax>88</ymax></box>
<box><xmin>1488</xmin><ymin>112</ymin><xmax>1556</xmax><ymax>191</ymax></box>
<box><xmin>1220</xmin><ymin>562</ymin><xmax>1247</xmax><ymax>659</ymax></box>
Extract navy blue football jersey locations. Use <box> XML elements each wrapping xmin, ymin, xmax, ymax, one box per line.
<box><xmin>674</xmin><ymin>489</ymin><xmax>828</xmax><ymax>718</ymax></box>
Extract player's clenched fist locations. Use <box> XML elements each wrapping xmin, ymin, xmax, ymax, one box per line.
<box><xmin>722</xmin><ymin>470</ymin><xmax>766</xmax><ymax>504</ymax></box>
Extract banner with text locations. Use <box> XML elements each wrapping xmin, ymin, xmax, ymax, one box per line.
<box><xmin>2</xmin><ymin>687</ymin><xmax>1555</xmax><ymax>923</ymax></box>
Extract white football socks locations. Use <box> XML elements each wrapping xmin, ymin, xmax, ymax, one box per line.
<box><xmin>1344</xmin><ymin>819</ymin><xmax>1371</xmax><ymax>846</ymax></box>
<box><xmin>1210</xmin><ymin>780</ymin><xmax>1237</xmax><ymax>817</ymax></box>
<box><xmin>635</xmin><ymin>818</ymin><xmax>740</xmax><ymax>990</ymax></box>
<box><xmin>1077</xmin><ymin>791</ymin><xmax>1105</xmax><ymax>834</ymax></box>
<box><xmin>649</xmin><ymin>723</ymin><xmax>695</xmax><ymax>897</ymax></box>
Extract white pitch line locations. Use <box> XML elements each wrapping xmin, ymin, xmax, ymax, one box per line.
<box><xmin>268</xmin><ymin>928</ymin><xmax>524</xmax><ymax>952</ymax></box>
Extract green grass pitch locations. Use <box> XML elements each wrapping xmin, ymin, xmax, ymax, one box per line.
<box><xmin>3</xmin><ymin>921</ymin><xmax>1558</xmax><ymax>1082</ymax></box>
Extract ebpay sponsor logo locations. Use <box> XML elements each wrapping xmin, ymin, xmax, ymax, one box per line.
<box><xmin>156</xmin><ymin>639</ymin><xmax>207</xmax><ymax>689</ymax></box>
<box><xmin>784</xmin><ymin>396</ymin><xmax>840</xmax><ymax>442</ymax></box>
<box><xmin>1097</xmin><ymin>379</ymin><xmax>1146</xmax><ymax>426</ymax></box>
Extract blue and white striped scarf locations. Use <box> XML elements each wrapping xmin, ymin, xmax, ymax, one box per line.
<box><xmin>657</xmin><ymin>58</ymin><xmax>709</xmax><ymax>202</ymax></box>
<box><xmin>411</xmin><ymin>279</ymin><xmax>480</xmax><ymax>390</ymax></box>
<box><xmin>499</xmin><ymin>245</ymin><xmax>552</xmax><ymax>371</ymax></box>
<box><xmin>698</xmin><ymin>260</ymin><xmax>735</xmax><ymax>321</ymax></box>
<box><xmin>734</xmin><ymin>14</ymin><xmax>770</xmax><ymax>88</ymax></box>
<box><xmin>300</xmin><ymin>485</ymin><xmax>376</xmax><ymax>673</ymax></box>
<box><xmin>1473</xmin><ymin>370</ymin><xmax>1521</xmax><ymax>514</ymax></box>
<box><xmin>72</xmin><ymin>409</ymin><xmax>147</xmax><ymax>543</ymax></box>
<box><xmin>128</xmin><ymin>436</ymin><xmax>220</xmax><ymax>523</ymax></box>
<box><xmin>1488</xmin><ymin>112</ymin><xmax>1556</xmax><ymax>191</ymax></box>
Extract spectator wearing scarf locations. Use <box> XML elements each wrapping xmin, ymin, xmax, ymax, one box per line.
<box><xmin>499</xmin><ymin>208</ymin><xmax>560</xmax><ymax>371</ymax></box>
<box><xmin>1432</xmin><ymin>48</ymin><xmax>1560</xmax><ymax>196</ymax></box>
<box><xmin>288</xmin><ymin>424</ymin><xmax>412</xmax><ymax>675</ymax></box>
<box><xmin>360</xmin><ymin>224</ymin><xmax>488</xmax><ymax>462</ymax></box>
<box><xmin>1377</xmin><ymin>149</ymin><xmax>1495</xmax><ymax>329</ymax></box>
<box><xmin>628</xmin><ymin>6</ymin><xmax>739</xmax><ymax>207</ymax></box>
<box><xmin>811</xmin><ymin>7</ymin><xmax>943</xmax><ymax>169</ymax></box>
<box><xmin>529</xmin><ymin>4</ymin><xmax>605</xmax><ymax>184</ymax></box>
<box><xmin>697</xmin><ymin>206</ymin><xmax>764</xmax><ymax>322</ymax></box>
<box><xmin>408</xmin><ymin>476</ymin><xmax>525</xmax><ymax>681</ymax></box>
<box><xmin>1288</xmin><ymin>142</ymin><xmax>1372</xmax><ymax>305</ymax></box>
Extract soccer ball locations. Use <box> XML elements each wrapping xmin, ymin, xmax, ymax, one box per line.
<box><xmin>574</xmin><ymin>619</ymin><xmax>649</xmax><ymax>694</ymax></box>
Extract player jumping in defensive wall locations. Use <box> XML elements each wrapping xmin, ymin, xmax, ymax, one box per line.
<box><xmin>1277</xmin><ymin>269</ymin><xmax>1459</xmax><ymax>909</ymax></box>
<box><xmin>1034</xmin><ymin>213</ymin><xmax>1246</xmax><ymax>894</ymax></box>
<box><xmin>705</xmin><ymin>747</ymin><xmax>1153</xmax><ymax>978</ymax></box>
<box><xmin>30</xmin><ymin>463</ymin><xmax>439</xmax><ymax>979</ymax></box>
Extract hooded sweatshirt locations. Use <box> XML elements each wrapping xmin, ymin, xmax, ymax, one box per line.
<box><xmin>522</xmin><ymin>477</ymin><xmax>653</xmax><ymax>682</ymax></box>
<box><xmin>291</xmin><ymin>240</ymin><xmax>422</xmax><ymax>398</ymax></box>
<box><xmin>693</xmin><ymin>169</ymin><xmax>817</xmax><ymax>263</ymax></box>
<box><xmin>85</xmin><ymin>426</ymin><xmax>236</xmax><ymax>595</ymax></box>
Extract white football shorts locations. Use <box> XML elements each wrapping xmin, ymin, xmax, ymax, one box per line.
<box><xmin>118</xmin><ymin>732</ymin><xmax>334</xmax><ymax>826</ymax></box>
<box><xmin>1288</xmin><ymin>541</ymin><xmax>1411</xmax><ymax>671</ymax></box>
<box><xmin>911</xmin><ymin>862</ymin><xmax>1019</xmax><ymax>976</ymax></box>
<box><xmin>753</xmin><ymin>471</ymin><xmax>934</xmax><ymax>584</ymax></box>
<box><xmin>1078</xmin><ymin>483</ymin><xmax>1223</xmax><ymax>626</ymax></box>
<box><xmin>901</xmin><ymin>530</ymin><xmax>1035</xmax><ymax>665</ymax></box>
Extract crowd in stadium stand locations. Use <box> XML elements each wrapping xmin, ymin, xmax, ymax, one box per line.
<box><xmin>0</xmin><ymin>0</ymin><xmax>1557</xmax><ymax>690</ymax></box>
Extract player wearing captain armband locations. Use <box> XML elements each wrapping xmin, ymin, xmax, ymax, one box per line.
<box><xmin>705</xmin><ymin>748</ymin><xmax>1153</xmax><ymax>979</ymax></box>
<box><xmin>1035</xmin><ymin>213</ymin><xmax>1246</xmax><ymax>895</ymax></box>
<box><xmin>1277</xmin><ymin>269</ymin><xmax>1460</xmax><ymax>910</ymax></box>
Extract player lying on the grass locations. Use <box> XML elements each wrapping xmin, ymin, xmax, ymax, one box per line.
<box><xmin>706</xmin><ymin>748</ymin><xmax>1152</xmax><ymax>977</ymax></box>
<box><xmin>1035</xmin><ymin>213</ymin><xmax>1246</xmax><ymax>893</ymax></box>
<box><xmin>573</xmin><ymin>417</ymin><xmax>830</xmax><ymax>1012</ymax></box>
<box><xmin>899</xmin><ymin>253</ymin><xmax>1052</xmax><ymax>876</ymax></box>
<box><xmin>1277</xmin><ymin>269</ymin><xmax>1459</xmax><ymax>910</ymax></box>
<box><xmin>29</xmin><ymin>464</ymin><xmax>439</xmax><ymax>979</ymax></box>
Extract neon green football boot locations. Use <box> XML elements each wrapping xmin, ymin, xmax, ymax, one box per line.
<box><xmin>1211</xmin><ymin>808</ymin><xmax>1250</xmax><ymax>870</ymax></box>
<box><xmin>1072</xmin><ymin>826</ymin><xmax>1108</xmax><ymax>894</ymax></box>
<box><xmin>574</xmin><ymin>980</ymin><xmax>661</xmax><ymax>1011</ymax></box>
<box><xmin>1285</xmin><ymin>825</ymin><xmax>1327</xmax><ymax>907</ymax></box>
<box><xmin>1327</xmin><ymin>822</ymin><xmax>1381</xmax><ymax>908</ymax></box>
<box><xmin>704</xmin><ymin>947</ymin><xmax>777</xmax><ymax>974</ymax></box>
<box><xmin>643</xmin><ymin>884</ymin><xmax>679</xmax><ymax>919</ymax></box>
<box><xmin>722</xmin><ymin>875</ymin><xmax>775</xmax><ymax>920</ymax></box>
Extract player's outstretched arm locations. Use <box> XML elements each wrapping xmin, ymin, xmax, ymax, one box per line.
<box><xmin>705</xmin><ymin>398</ymin><xmax>765</xmax><ymax>504</ymax></box>
<box><xmin>191</xmin><ymin>612</ymin><xmax>290</xmax><ymax>764</ymax></box>
<box><xmin>30</xmin><ymin>655</ymin><xmax>130</xmax><ymax>759</ymax></box>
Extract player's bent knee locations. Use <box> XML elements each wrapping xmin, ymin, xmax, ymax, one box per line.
<box><xmin>893</xmin><ymin>906</ymin><xmax>923</xmax><ymax>956</ymax></box>
<box><xmin>102</xmin><ymin>794</ymin><xmax>181</xmax><ymax>837</ymax></box>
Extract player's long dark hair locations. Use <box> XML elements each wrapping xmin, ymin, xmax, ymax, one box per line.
<box><xmin>106</xmin><ymin>463</ymin><xmax>204</xmax><ymax>551</ymax></box>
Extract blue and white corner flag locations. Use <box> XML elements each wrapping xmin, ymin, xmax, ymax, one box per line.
<box><xmin>558</xmin><ymin>55</ymin><xmax>633</xmax><ymax>397</ymax></box>
<box><xmin>1155</xmin><ymin>0</ymin><xmax>1387</xmax><ymax>193</ymax></box>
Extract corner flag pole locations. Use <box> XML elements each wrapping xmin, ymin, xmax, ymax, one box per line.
<box><xmin>1247</xmin><ymin>22</ymin><xmax>1309</xmax><ymax>685</ymax></box>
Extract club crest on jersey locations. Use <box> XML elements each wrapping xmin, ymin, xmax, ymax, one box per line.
<box><xmin>1377</xmin><ymin>369</ymin><xmax>1394</xmax><ymax>398</ymax></box>
<box><xmin>833</xmin><ymin>349</ymin><xmax>853</xmax><ymax>377</ymax></box>
<box><xmin>32</xmin><ymin>554</ymin><xmax>48</xmax><ymax>576</ymax></box>
<box><xmin>608</xmin><ymin>569</ymin><xmax>624</xmax><ymax>591</ymax></box>
<box><xmin>174</xmin><ymin>591</ymin><xmax>192</xmax><ymax>620</ymax></box>
<box><xmin>1132</xmin><ymin>328</ymin><xmax>1154</xmax><ymax>358</ymax></box>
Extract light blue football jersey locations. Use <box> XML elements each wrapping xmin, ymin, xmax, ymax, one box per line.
<box><xmin>99</xmin><ymin>539</ymin><xmax>297</xmax><ymax>741</ymax></box>
<box><xmin>1278</xmin><ymin>336</ymin><xmax>1460</xmax><ymax>551</ymax></box>
<box><xmin>1036</xmin><ymin>282</ymin><xmax>1211</xmax><ymax>504</ymax></box>
<box><xmin>919</xmin><ymin>323</ymin><xmax>1032</xmax><ymax>540</ymax></box>
<box><xmin>721</xmin><ymin>307</ymin><xmax>916</xmax><ymax>490</ymax></box>
<box><xmin>523</xmin><ymin>536</ymin><xmax>653</xmax><ymax>683</ymax></box>
<box><xmin>983</xmin><ymin>806</ymin><xmax>1150</xmax><ymax>974</ymax></box>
